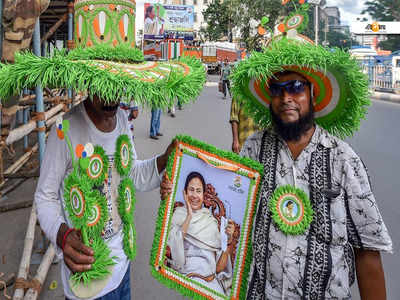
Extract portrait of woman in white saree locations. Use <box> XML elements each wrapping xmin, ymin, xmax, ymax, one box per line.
<box><xmin>166</xmin><ymin>171</ymin><xmax>239</xmax><ymax>296</ymax></box>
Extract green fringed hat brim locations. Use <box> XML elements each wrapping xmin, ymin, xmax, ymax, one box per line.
<box><xmin>231</xmin><ymin>38</ymin><xmax>371</xmax><ymax>138</ymax></box>
<box><xmin>0</xmin><ymin>44</ymin><xmax>206</xmax><ymax>107</ymax></box>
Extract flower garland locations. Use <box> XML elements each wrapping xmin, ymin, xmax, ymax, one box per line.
<box><xmin>115</xmin><ymin>136</ymin><xmax>137</xmax><ymax>259</ymax></box>
<box><xmin>58</xmin><ymin>115</ymin><xmax>136</xmax><ymax>285</ymax></box>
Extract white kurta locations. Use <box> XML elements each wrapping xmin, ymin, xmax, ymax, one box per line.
<box><xmin>168</xmin><ymin>207</ymin><xmax>233</xmax><ymax>295</ymax></box>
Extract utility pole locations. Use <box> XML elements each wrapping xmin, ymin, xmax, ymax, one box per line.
<box><xmin>315</xmin><ymin>4</ymin><xmax>319</xmax><ymax>45</ymax></box>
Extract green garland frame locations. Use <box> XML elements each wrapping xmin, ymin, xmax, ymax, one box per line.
<box><xmin>268</xmin><ymin>185</ymin><xmax>314</xmax><ymax>235</ymax></box>
<box><xmin>150</xmin><ymin>135</ymin><xmax>264</xmax><ymax>300</ymax></box>
<box><xmin>115</xmin><ymin>134</ymin><xmax>133</xmax><ymax>177</ymax></box>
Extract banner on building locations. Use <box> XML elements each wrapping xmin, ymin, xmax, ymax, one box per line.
<box><xmin>352</xmin><ymin>22</ymin><xmax>400</xmax><ymax>35</ymax></box>
<box><xmin>144</xmin><ymin>3</ymin><xmax>194</xmax><ymax>39</ymax></box>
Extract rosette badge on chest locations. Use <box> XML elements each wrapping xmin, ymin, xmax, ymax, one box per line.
<box><xmin>269</xmin><ymin>185</ymin><xmax>314</xmax><ymax>235</ymax></box>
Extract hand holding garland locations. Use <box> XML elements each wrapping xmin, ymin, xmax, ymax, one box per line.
<box><xmin>56</xmin><ymin>223</ymin><xmax>95</xmax><ymax>273</ymax></box>
<box><xmin>156</xmin><ymin>140</ymin><xmax>178</xmax><ymax>174</ymax></box>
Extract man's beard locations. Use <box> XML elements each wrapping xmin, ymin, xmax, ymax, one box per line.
<box><xmin>271</xmin><ymin>102</ymin><xmax>314</xmax><ymax>142</ymax></box>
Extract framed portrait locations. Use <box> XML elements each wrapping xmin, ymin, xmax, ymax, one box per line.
<box><xmin>151</xmin><ymin>135</ymin><xmax>263</xmax><ymax>300</ymax></box>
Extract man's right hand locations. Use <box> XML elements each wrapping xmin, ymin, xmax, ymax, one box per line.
<box><xmin>57</xmin><ymin>223</ymin><xmax>95</xmax><ymax>273</ymax></box>
<box><xmin>232</xmin><ymin>139</ymin><xmax>240</xmax><ymax>154</ymax></box>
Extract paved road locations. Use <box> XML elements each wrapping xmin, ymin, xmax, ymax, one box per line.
<box><xmin>0</xmin><ymin>78</ymin><xmax>398</xmax><ymax>299</ymax></box>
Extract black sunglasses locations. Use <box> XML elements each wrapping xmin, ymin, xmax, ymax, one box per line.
<box><xmin>269</xmin><ymin>80</ymin><xmax>310</xmax><ymax>97</ymax></box>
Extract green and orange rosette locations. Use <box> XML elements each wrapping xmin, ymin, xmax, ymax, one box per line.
<box><xmin>85</xmin><ymin>145</ymin><xmax>109</xmax><ymax>185</ymax></box>
<box><xmin>115</xmin><ymin>134</ymin><xmax>133</xmax><ymax>176</ymax></box>
<box><xmin>117</xmin><ymin>178</ymin><xmax>135</xmax><ymax>223</ymax></box>
<box><xmin>269</xmin><ymin>185</ymin><xmax>313</xmax><ymax>235</ymax></box>
<box><xmin>122</xmin><ymin>221</ymin><xmax>136</xmax><ymax>260</ymax></box>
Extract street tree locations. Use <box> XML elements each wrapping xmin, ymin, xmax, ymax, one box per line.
<box><xmin>362</xmin><ymin>0</ymin><xmax>400</xmax><ymax>52</ymax></box>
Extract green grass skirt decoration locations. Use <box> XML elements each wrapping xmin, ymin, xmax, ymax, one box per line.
<box><xmin>0</xmin><ymin>45</ymin><xmax>206</xmax><ymax>107</ymax></box>
<box><xmin>231</xmin><ymin>38</ymin><xmax>371</xmax><ymax>138</ymax></box>
<box><xmin>115</xmin><ymin>134</ymin><xmax>132</xmax><ymax>177</ymax></box>
<box><xmin>70</xmin><ymin>237</ymin><xmax>116</xmax><ymax>286</ymax></box>
<box><xmin>268</xmin><ymin>185</ymin><xmax>313</xmax><ymax>235</ymax></box>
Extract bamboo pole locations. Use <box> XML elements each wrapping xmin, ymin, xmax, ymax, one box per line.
<box><xmin>41</xmin><ymin>14</ymin><xmax>67</xmax><ymax>44</ymax></box>
<box><xmin>22</xmin><ymin>244</ymin><xmax>55</xmax><ymax>300</ymax></box>
<box><xmin>5</xmin><ymin>103</ymin><xmax>64</xmax><ymax>145</ymax></box>
<box><xmin>12</xmin><ymin>204</ymin><xmax>37</xmax><ymax>300</ymax></box>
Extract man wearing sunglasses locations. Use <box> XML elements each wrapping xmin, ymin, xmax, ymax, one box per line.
<box><xmin>240</xmin><ymin>70</ymin><xmax>392</xmax><ymax>300</ymax></box>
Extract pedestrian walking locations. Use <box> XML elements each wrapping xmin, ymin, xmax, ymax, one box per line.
<box><xmin>150</xmin><ymin>108</ymin><xmax>163</xmax><ymax>139</ymax></box>
<box><xmin>120</xmin><ymin>101</ymin><xmax>139</xmax><ymax>140</ymax></box>
<box><xmin>220</xmin><ymin>59</ymin><xmax>232</xmax><ymax>99</ymax></box>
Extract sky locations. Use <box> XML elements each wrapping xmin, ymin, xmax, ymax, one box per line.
<box><xmin>134</xmin><ymin>0</ymin><xmax>370</xmax><ymax>34</ymax></box>
<box><xmin>325</xmin><ymin>0</ymin><xmax>370</xmax><ymax>25</ymax></box>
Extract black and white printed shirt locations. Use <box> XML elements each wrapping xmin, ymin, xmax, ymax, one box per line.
<box><xmin>241</xmin><ymin>125</ymin><xmax>392</xmax><ymax>299</ymax></box>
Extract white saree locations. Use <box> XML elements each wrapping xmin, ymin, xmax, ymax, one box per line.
<box><xmin>168</xmin><ymin>206</ymin><xmax>233</xmax><ymax>295</ymax></box>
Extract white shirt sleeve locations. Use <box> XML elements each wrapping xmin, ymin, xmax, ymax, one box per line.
<box><xmin>34</xmin><ymin>125</ymin><xmax>70</xmax><ymax>257</ymax></box>
<box><xmin>130</xmin><ymin>145</ymin><xmax>161</xmax><ymax>192</ymax></box>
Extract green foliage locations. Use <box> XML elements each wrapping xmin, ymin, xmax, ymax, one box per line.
<box><xmin>379</xmin><ymin>36</ymin><xmax>400</xmax><ymax>52</ymax></box>
<box><xmin>325</xmin><ymin>30</ymin><xmax>358</xmax><ymax>49</ymax></box>
<box><xmin>201</xmin><ymin>0</ymin><xmax>239</xmax><ymax>42</ymax></box>
<box><xmin>363</xmin><ymin>0</ymin><xmax>400</xmax><ymax>51</ymax></box>
<box><xmin>362</xmin><ymin>0</ymin><xmax>400</xmax><ymax>21</ymax></box>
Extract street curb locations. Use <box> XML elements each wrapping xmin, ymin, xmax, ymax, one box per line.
<box><xmin>371</xmin><ymin>92</ymin><xmax>400</xmax><ymax>104</ymax></box>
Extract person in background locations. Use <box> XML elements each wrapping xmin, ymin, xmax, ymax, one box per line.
<box><xmin>120</xmin><ymin>101</ymin><xmax>139</xmax><ymax>140</ymax></box>
<box><xmin>150</xmin><ymin>108</ymin><xmax>163</xmax><ymax>140</ymax></box>
<box><xmin>230</xmin><ymin>97</ymin><xmax>260</xmax><ymax>154</ymax></box>
<box><xmin>220</xmin><ymin>58</ymin><xmax>232</xmax><ymax>99</ymax></box>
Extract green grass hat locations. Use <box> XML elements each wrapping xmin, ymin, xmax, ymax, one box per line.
<box><xmin>0</xmin><ymin>0</ymin><xmax>206</xmax><ymax>108</ymax></box>
<box><xmin>232</xmin><ymin>34</ymin><xmax>370</xmax><ymax>138</ymax></box>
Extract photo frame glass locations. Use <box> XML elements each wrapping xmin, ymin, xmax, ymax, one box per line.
<box><xmin>151</xmin><ymin>136</ymin><xmax>263</xmax><ymax>300</ymax></box>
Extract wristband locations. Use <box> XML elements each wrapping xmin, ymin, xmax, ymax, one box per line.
<box><xmin>61</xmin><ymin>228</ymin><xmax>75</xmax><ymax>251</ymax></box>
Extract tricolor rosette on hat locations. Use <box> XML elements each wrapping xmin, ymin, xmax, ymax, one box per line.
<box><xmin>0</xmin><ymin>0</ymin><xmax>206</xmax><ymax>108</ymax></box>
<box><xmin>231</xmin><ymin>38</ymin><xmax>371</xmax><ymax>137</ymax></box>
<box><xmin>115</xmin><ymin>134</ymin><xmax>132</xmax><ymax>176</ymax></box>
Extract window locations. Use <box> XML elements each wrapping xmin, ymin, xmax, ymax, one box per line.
<box><xmin>194</xmin><ymin>13</ymin><xmax>197</xmax><ymax>22</ymax></box>
<box><xmin>194</xmin><ymin>0</ymin><xmax>197</xmax><ymax>4</ymax></box>
<box><xmin>183</xmin><ymin>0</ymin><xmax>186</xmax><ymax>4</ymax></box>
<box><xmin>203</xmin><ymin>0</ymin><xmax>208</xmax><ymax>4</ymax></box>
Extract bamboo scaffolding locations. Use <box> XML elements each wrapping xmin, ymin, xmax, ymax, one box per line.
<box><xmin>22</xmin><ymin>244</ymin><xmax>55</xmax><ymax>300</ymax></box>
<box><xmin>41</xmin><ymin>14</ymin><xmax>67</xmax><ymax>44</ymax></box>
<box><xmin>12</xmin><ymin>204</ymin><xmax>37</xmax><ymax>300</ymax></box>
<box><xmin>5</xmin><ymin>103</ymin><xmax>64</xmax><ymax>145</ymax></box>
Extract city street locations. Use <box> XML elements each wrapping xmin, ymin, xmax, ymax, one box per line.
<box><xmin>0</xmin><ymin>76</ymin><xmax>399</xmax><ymax>299</ymax></box>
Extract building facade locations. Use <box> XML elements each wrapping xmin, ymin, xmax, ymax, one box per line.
<box><xmin>163</xmin><ymin>0</ymin><xmax>210</xmax><ymax>32</ymax></box>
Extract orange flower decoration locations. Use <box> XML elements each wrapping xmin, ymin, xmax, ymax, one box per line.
<box><xmin>277</xmin><ymin>23</ymin><xmax>286</xmax><ymax>33</ymax></box>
